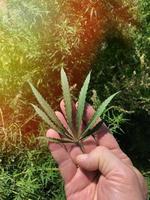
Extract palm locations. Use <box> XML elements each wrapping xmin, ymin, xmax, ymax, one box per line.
<box><xmin>59</xmin><ymin>134</ymin><xmax>131</xmax><ymax>200</ymax></box>
<box><xmin>47</xmin><ymin>101</ymin><xmax>146</xmax><ymax>200</ymax></box>
<box><xmin>66</xmin><ymin>166</ymin><xmax>98</xmax><ymax>199</ymax></box>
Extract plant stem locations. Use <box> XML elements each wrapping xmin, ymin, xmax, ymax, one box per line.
<box><xmin>0</xmin><ymin>108</ymin><xmax>5</xmax><ymax>128</ymax></box>
<box><xmin>77</xmin><ymin>141</ymin><xmax>85</xmax><ymax>153</ymax></box>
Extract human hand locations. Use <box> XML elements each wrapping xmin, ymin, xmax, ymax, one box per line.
<box><xmin>46</xmin><ymin>100</ymin><xmax>147</xmax><ymax>200</ymax></box>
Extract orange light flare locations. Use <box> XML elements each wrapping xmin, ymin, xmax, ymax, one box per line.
<box><xmin>62</xmin><ymin>0</ymin><xmax>137</xmax><ymax>89</ymax></box>
<box><xmin>0</xmin><ymin>0</ymin><xmax>137</xmax><ymax>140</ymax></box>
<box><xmin>61</xmin><ymin>0</ymin><xmax>106</xmax><ymax>89</ymax></box>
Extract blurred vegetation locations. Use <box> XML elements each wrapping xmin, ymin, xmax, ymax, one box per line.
<box><xmin>89</xmin><ymin>0</ymin><xmax>150</xmax><ymax>197</ymax></box>
<box><xmin>0</xmin><ymin>144</ymin><xmax>65</xmax><ymax>200</ymax></box>
<box><xmin>0</xmin><ymin>0</ymin><xmax>149</xmax><ymax>199</ymax></box>
<box><xmin>89</xmin><ymin>0</ymin><xmax>150</xmax><ymax>163</ymax></box>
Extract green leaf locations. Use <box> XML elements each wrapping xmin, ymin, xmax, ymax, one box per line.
<box><xmin>61</xmin><ymin>68</ymin><xmax>73</xmax><ymax>130</ymax></box>
<box><xmin>81</xmin><ymin>92</ymin><xmax>120</xmax><ymax>136</ymax></box>
<box><xmin>47</xmin><ymin>137</ymin><xmax>74</xmax><ymax>144</ymax></box>
<box><xmin>31</xmin><ymin>104</ymin><xmax>58</xmax><ymax>130</ymax></box>
<box><xmin>29</xmin><ymin>82</ymin><xmax>65</xmax><ymax>131</ymax></box>
<box><xmin>80</xmin><ymin>120</ymin><xmax>103</xmax><ymax>140</ymax></box>
<box><xmin>31</xmin><ymin>104</ymin><xmax>73</xmax><ymax>140</ymax></box>
<box><xmin>38</xmin><ymin>136</ymin><xmax>74</xmax><ymax>144</ymax></box>
<box><xmin>38</xmin><ymin>136</ymin><xmax>74</xmax><ymax>145</ymax></box>
<box><xmin>76</xmin><ymin>71</ymin><xmax>91</xmax><ymax>134</ymax></box>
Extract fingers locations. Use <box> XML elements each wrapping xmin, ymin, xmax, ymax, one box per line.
<box><xmin>69</xmin><ymin>135</ymin><xmax>96</xmax><ymax>164</ymax></box>
<box><xmin>55</xmin><ymin>110</ymin><xmax>71</xmax><ymax>133</ymax></box>
<box><xmin>77</xmin><ymin>147</ymin><xmax>146</xmax><ymax>200</ymax></box>
<box><xmin>82</xmin><ymin>104</ymin><xmax>134</xmax><ymax>166</ymax></box>
<box><xmin>46</xmin><ymin>129</ymin><xmax>67</xmax><ymax>162</ymax></box>
<box><xmin>60</xmin><ymin>99</ymin><xmax>77</xmax><ymax>130</ymax></box>
<box><xmin>55</xmin><ymin>101</ymin><xmax>131</xmax><ymax>168</ymax></box>
<box><xmin>83</xmin><ymin>103</ymin><xmax>120</xmax><ymax>150</ymax></box>
<box><xmin>60</xmin><ymin>100</ymin><xmax>96</xmax><ymax>163</ymax></box>
<box><xmin>56</xmin><ymin>108</ymin><xmax>96</xmax><ymax>163</ymax></box>
<box><xmin>46</xmin><ymin>129</ymin><xmax>77</xmax><ymax>184</ymax></box>
<box><xmin>111</xmin><ymin>148</ymin><xmax>133</xmax><ymax>166</ymax></box>
<box><xmin>76</xmin><ymin>146</ymin><xmax>127</xmax><ymax>176</ymax></box>
<box><xmin>60</xmin><ymin>101</ymin><xmax>122</xmax><ymax>158</ymax></box>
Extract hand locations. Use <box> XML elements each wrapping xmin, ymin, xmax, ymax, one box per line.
<box><xmin>47</xmin><ymin>100</ymin><xmax>147</xmax><ymax>200</ymax></box>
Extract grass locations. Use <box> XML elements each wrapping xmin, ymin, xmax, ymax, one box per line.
<box><xmin>0</xmin><ymin>145</ymin><xmax>65</xmax><ymax>200</ymax></box>
<box><xmin>0</xmin><ymin>92</ymin><xmax>149</xmax><ymax>199</ymax></box>
<box><xmin>143</xmin><ymin>171</ymin><xmax>150</xmax><ymax>199</ymax></box>
<box><xmin>0</xmin><ymin>107</ymin><xmax>65</xmax><ymax>199</ymax></box>
<box><xmin>0</xmin><ymin>104</ymin><xmax>64</xmax><ymax>199</ymax></box>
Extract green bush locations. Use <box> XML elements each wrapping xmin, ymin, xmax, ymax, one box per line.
<box><xmin>0</xmin><ymin>146</ymin><xmax>65</xmax><ymax>200</ymax></box>
<box><xmin>89</xmin><ymin>0</ymin><xmax>150</xmax><ymax>165</ymax></box>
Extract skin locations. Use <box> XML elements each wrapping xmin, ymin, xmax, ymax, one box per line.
<box><xmin>47</xmin><ymin>100</ymin><xmax>147</xmax><ymax>200</ymax></box>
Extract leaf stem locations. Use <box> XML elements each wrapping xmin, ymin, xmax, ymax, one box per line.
<box><xmin>77</xmin><ymin>141</ymin><xmax>85</xmax><ymax>153</ymax></box>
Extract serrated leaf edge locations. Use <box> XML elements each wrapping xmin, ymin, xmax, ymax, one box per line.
<box><xmin>76</xmin><ymin>71</ymin><xmax>91</xmax><ymax>135</ymax></box>
<box><xmin>29</xmin><ymin>81</ymin><xmax>65</xmax><ymax>131</ymax></box>
<box><xmin>61</xmin><ymin>68</ymin><xmax>73</xmax><ymax>131</ymax></box>
<box><xmin>81</xmin><ymin>92</ymin><xmax>120</xmax><ymax>136</ymax></box>
<box><xmin>31</xmin><ymin>104</ymin><xmax>73</xmax><ymax>140</ymax></box>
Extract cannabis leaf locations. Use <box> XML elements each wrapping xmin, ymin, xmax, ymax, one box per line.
<box><xmin>29</xmin><ymin>68</ymin><xmax>119</xmax><ymax>151</ymax></box>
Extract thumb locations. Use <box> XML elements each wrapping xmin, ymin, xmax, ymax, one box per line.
<box><xmin>76</xmin><ymin>146</ymin><xmax>126</xmax><ymax>176</ymax></box>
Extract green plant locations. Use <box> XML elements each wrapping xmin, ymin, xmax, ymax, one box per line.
<box><xmin>29</xmin><ymin>68</ymin><xmax>119</xmax><ymax>151</ymax></box>
<box><xmin>0</xmin><ymin>145</ymin><xmax>65</xmax><ymax>200</ymax></box>
<box><xmin>90</xmin><ymin>90</ymin><xmax>127</xmax><ymax>135</ymax></box>
<box><xmin>0</xmin><ymin>108</ymin><xmax>23</xmax><ymax>153</ymax></box>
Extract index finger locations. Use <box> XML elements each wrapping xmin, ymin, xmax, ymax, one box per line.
<box><xmin>46</xmin><ymin>129</ymin><xmax>77</xmax><ymax>184</ymax></box>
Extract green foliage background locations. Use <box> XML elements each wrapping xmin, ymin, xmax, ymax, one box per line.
<box><xmin>0</xmin><ymin>0</ymin><xmax>149</xmax><ymax>199</ymax></box>
<box><xmin>90</xmin><ymin>0</ymin><xmax>150</xmax><ymax>162</ymax></box>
